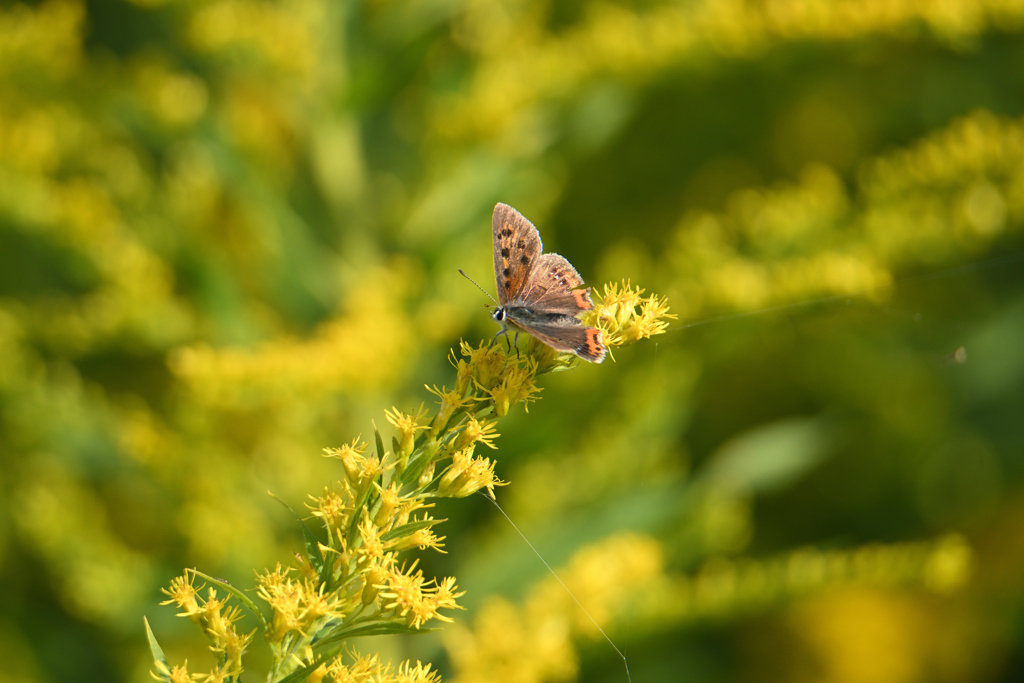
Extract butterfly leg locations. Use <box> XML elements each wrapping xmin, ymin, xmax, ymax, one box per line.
<box><xmin>491</xmin><ymin>327</ymin><xmax>510</xmax><ymax>349</ymax></box>
<box><xmin>513</xmin><ymin>332</ymin><xmax>520</xmax><ymax>360</ymax></box>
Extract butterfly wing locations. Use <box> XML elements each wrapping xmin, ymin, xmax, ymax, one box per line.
<box><xmin>516</xmin><ymin>253</ymin><xmax>594</xmax><ymax>314</ymax></box>
<box><xmin>491</xmin><ymin>203</ymin><xmax>607</xmax><ymax>363</ymax></box>
<box><xmin>493</xmin><ymin>203</ymin><xmax>542</xmax><ymax>306</ymax></box>
<box><xmin>510</xmin><ymin>313</ymin><xmax>607</xmax><ymax>363</ymax></box>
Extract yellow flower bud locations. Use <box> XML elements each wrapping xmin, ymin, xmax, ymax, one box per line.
<box><xmin>362</xmin><ymin>564</ymin><xmax>389</xmax><ymax>606</ymax></box>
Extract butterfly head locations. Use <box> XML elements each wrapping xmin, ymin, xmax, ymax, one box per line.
<box><xmin>491</xmin><ymin>307</ymin><xmax>507</xmax><ymax>323</ymax></box>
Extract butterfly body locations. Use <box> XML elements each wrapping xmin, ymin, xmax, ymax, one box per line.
<box><xmin>490</xmin><ymin>203</ymin><xmax>606</xmax><ymax>363</ymax></box>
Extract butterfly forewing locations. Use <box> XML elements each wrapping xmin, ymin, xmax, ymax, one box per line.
<box><xmin>493</xmin><ymin>203</ymin><xmax>542</xmax><ymax>306</ymax></box>
<box><xmin>518</xmin><ymin>253</ymin><xmax>594</xmax><ymax>314</ymax></box>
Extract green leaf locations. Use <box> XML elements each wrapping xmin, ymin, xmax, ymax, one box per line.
<box><xmin>398</xmin><ymin>432</ymin><xmax>449</xmax><ymax>487</ymax></box>
<box><xmin>269</xmin><ymin>491</ymin><xmax>325</xmax><ymax>577</ymax></box>
<box><xmin>374</xmin><ymin>422</ymin><xmax>387</xmax><ymax>462</ymax></box>
<box><xmin>701</xmin><ymin>417</ymin><xmax>833</xmax><ymax>495</ymax></box>
<box><xmin>392</xmin><ymin>435</ymin><xmax>401</xmax><ymax>457</ymax></box>
<box><xmin>313</xmin><ymin>620</ymin><xmax>439</xmax><ymax>651</ymax></box>
<box><xmin>380</xmin><ymin>517</ymin><xmax>443</xmax><ymax>543</ymax></box>
<box><xmin>143</xmin><ymin>616</ymin><xmax>171</xmax><ymax>680</ymax></box>
<box><xmin>191</xmin><ymin>569</ymin><xmax>269</xmax><ymax>628</ymax></box>
<box><xmin>396</xmin><ymin>454</ymin><xmax>421</xmax><ymax>486</ymax></box>
<box><xmin>275</xmin><ymin>658</ymin><xmax>326</xmax><ymax>683</ymax></box>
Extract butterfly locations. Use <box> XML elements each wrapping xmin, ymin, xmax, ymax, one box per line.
<box><xmin>483</xmin><ymin>203</ymin><xmax>607</xmax><ymax>363</ymax></box>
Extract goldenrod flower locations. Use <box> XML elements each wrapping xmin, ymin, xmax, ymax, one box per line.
<box><xmin>309</xmin><ymin>485</ymin><xmax>352</xmax><ymax>533</ymax></box>
<box><xmin>362</xmin><ymin>562</ymin><xmax>391</xmax><ymax>606</ymax></box>
<box><xmin>326</xmin><ymin>654</ymin><xmax>440</xmax><ymax>683</ymax></box>
<box><xmin>432</xmin><ymin>576</ymin><xmax>464</xmax><ymax>612</ymax></box>
<box><xmin>460</xmin><ymin>340</ymin><xmax>507</xmax><ymax>390</ymax></box>
<box><xmin>485</xmin><ymin>359</ymin><xmax>541</xmax><ymax>417</ymax></box>
<box><xmin>382</xmin><ymin>493</ymin><xmax>429</xmax><ymax>527</ymax></box>
<box><xmin>299</xmin><ymin>579</ymin><xmax>349</xmax><ymax>624</ymax></box>
<box><xmin>450</xmin><ymin>349</ymin><xmax>474</xmax><ymax>395</ymax></box>
<box><xmin>325</xmin><ymin>651</ymin><xmax>388</xmax><ymax>682</ymax></box>
<box><xmin>584</xmin><ymin>281</ymin><xmax>676</xmax><ymax>349</ymax></box>
<box><xmin>203</xmin><ymin>595</ymin><xmax>244</xmax><ymax>638</ymax></box>
<box><xmin>627</xmin><ymin>291</ymin><xmax>674</xmax><ymax>341</ymax></box>
<box><xmin>386</xmin><ymin>522</ymin><xmax>446</xmax><ymax>554</ymax></box>
<box><xmin>394</xmin><ymin>660</ymin><xmax>442</xmax><ymax>682</ymax></box>
<box><xmin>385</xmin><ymin>405</ymin><xmax>430</xmax><ymax>460</ymax></box>
<box><xmin>323</xmin><ymin>438</ymin><xmax>374</xmax><ymax>490</ymax></box>
<box><xmin>378</xmin><ymin>561</ymin><xmax>465</xmax><ymax>629</ymax></box>
<box><xmin>437</xmin><ymin>448</ymin><xmax>507</xmax><ymax>499</ymax></box>
<box><xmin>151</xmin><ymin>660</ymin><xmax>199</xmax><ymax>683</ymax></box>
<box><xmin>207</xmin><ymin>616</ymin><xmax>254</xmax><ymax>676</ymax></box>
<box><xmin>255</xmin><ymin>565</ymin><xmax>304</xmax><ymax>641</ymax></box>
<box><xmin>425</xmin><ymin>384</ymin><xmax>471</xmax><ymax>435</ymax></box>
<box><xmin>454</xmin><ymin>415</ymin><xmax>499</xmax><ymax>451</ymax></box>
<box><xmin>373</xmin><ymin>481</ymin><xmax>402</xmax><ymax>528</ymax></box>
<box><xmin>200</xmin><ymin>665</ymin><xmax>233</xmax><ymax>683</ymax></box>
<box><xmin>160</xmin><ymin>571</ymin><xmax>203</xmax><ymax>624</ymax></box>
<box><xmin>356</xmin><ymin>515</ymin><xmax>386</xmax><ymax>565</ymax></box>
<box><xmin>256</xmin><ymin>564</ymin><xmax>350</xmax><ymax>643</ymax></box>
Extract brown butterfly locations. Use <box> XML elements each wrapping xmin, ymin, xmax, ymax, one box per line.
<box><xmin>472</xmin><ymin>203</ymin><xmax>606</xmax><ymax>363</ymax></box>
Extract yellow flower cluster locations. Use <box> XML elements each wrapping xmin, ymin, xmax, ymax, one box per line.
<box><xmin>160</xmin><ymin>573</ymin><xmax>256</xmax><ymax>677</ymax></box>
<box><xmin>664</xmin><ymin>110</ymin><xmax>1024</xmax><ymax>322</ymax></box>
<box><xmin>444</xmin><ymin>532</ymin><xmax>972</xmax><ymax>683</ymax></box>
<box><xmin>155</xmin><ymin>307</ymin><xmax>675</xmax><ymax>680</ymax></box>
<box><xmin>169</xmin><ymin>266</ymin><xmax>420</xmax><ymax>409</ymax></box>
<box><xmin>444</xmin><ymin>533</ymin><xmax>663</xmax><ymax>683</ymax></box>
<box><xmin>0</xmin><ymin>0</ymin><xmax>83</xmax><ymax>79</ymax></box>
<box><xmin>636</xmin><ymin>533</ymin><xmax>972</xmax><ymax>626</ymax></box>
<box><xmin>378</xmin><ymin>561</ymin><xmax>464</xmax><ymax>629</ymax></box>
<box><xmin>256</xmin><ymin>565</ymin><xmax>351</xmax><ymax>642</ymax></box>
<box><xmin>438</xmin><ymin>0</ymin><xmax>1024</xmax><ymax>143</ymax></box>
<box><xmin>189</xmin><ymin>0</ymin><xmax>321</xmax><ymax>79</ymax></box>
<box><xmin>319</xmin><ymin>651</ymin><xmax>441</xmax><ymax>683</ymax></box>
<box><xmin>583</xmin><ymin>281</ymin><xmax>676</xmax><ymax>350</ymax></box>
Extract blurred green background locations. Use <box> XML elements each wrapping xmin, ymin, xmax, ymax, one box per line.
<box><xmin>2</xmin><ymin>0</ymin><xmax>1024</xmax><ymax>681</ymax></box>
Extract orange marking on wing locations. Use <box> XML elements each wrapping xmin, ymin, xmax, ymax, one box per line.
<box><xmin>580</xmin><ymin>328</ymin><xmax>606</xmax><ymax>363</ymax></box>
<box><xmin>572</xmin><ymin>289</ymin><xmax>593</xmax><ymax>310</ymax></box>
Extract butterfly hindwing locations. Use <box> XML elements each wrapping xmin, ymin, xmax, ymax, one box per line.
<box><xmin>492</xmin><ymin>203</ymin><xmax>542</xmax><ymax>306</ymax></box>
<box><xmin>512</xmin><ymin>315</ymin><xmax>607</xmax><ymax>364</ymax></box>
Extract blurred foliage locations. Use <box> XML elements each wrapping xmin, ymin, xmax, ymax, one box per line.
<box><xmin>1</xmin><ymin>0</ymin><xmax>1023</xmax><ymax>681</ymax></box>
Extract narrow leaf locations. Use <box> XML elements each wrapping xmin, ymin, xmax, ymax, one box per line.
<box><xmin>275</xmin><ymin>658</ymin><xmax>325</xmax><ymax>683</ymax></box>
<box><xmin>397</xmin><ymin>450</ymin><xmax>431</xmax><ymax>486</ymax></box>
<box><xmin>313</xmin><ymin>621</ymin><xmax>439</xmax><ymax>650</ymax></box>
<box><xmin>269</xmin><ymin>491</ymin><xmax>324</xmax><ymax>575</ymax></box>
<box><xmin>374</xmin><ymin>422</ymin><xmax>387</xmax><ymax>462</ymax></box>
<box><xmin>381</xmin><ymin>517</ymin><xmax>444</xmax><ymax>543</ymax></box>
<box><xmin>143</xmin><ymin>616</ymin><xmax>170</xmax><ymax>680</ymax></box>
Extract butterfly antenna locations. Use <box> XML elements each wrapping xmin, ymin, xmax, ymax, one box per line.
<box><xmin>458</xmin><ymin>268</ymin><xmax>498</xmax><ymax>306</ymax></box>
